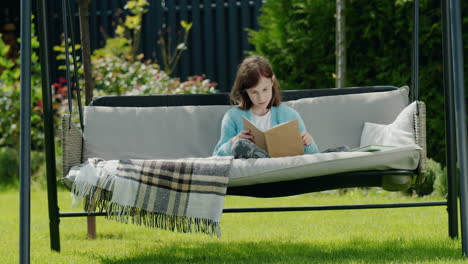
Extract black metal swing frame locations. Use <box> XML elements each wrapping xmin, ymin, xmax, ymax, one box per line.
<box><xmin>18</xmin><ymin>0</ymin><xmax>467</xmax><ymax>262</ymax></box>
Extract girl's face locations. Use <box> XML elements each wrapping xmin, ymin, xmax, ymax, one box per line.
<box><xmin>246</xmin><ymin>76</ymin><xmax>273</xmax><ymax>114</ymax></box>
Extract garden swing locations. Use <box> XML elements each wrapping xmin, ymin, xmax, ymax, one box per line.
<box><xmin>23</xmin><ymin>0</ymin><xmax>466</xmax><ymax>256</ymax></box>
<box><xmin>61</xmin><ymin>0</ymin><xmax>426</xmax><ymax>236</ymax></box>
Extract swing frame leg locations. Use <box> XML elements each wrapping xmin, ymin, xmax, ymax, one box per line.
<box><xmin>37</xmin><ymin>0</ymin><xmax>61</xmax><ymax>252</ymax></box>
<box><xmin>443</xmin><ymin>0</ymin><xmax>468</xmax><ymax>256</ymax></box>
<box><xmin>441</xmin><ymin>0</ymin><xmax>459</xmax><ymax>239</ymax></box>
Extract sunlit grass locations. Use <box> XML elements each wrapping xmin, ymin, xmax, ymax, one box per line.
<box><xmin>1</xmin><ymin>188</ymin><xmax>464</xmax><ymax>263</ymax></box>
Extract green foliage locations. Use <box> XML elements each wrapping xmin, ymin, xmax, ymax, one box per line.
<box><xmin>433</xmin><ymin>163</ymin><xmax>448</xmax><ymax>197</ymax></box>
<box><xmin>0</xmin><ymin>147</ymin><xmax>19</xmax><ymax>185</ymax></box>
<box><xmin>52</xmin><ymin>42</ymin><xmax>82</xmax><ymax>71</ymax></box>
<box><xmin>406</xmin><ymin>158</ymin><xmax>447</xmax><ymax>197</ymax></box>
<box><xmin>0</xmin><ymin>147</ymin><xmax>47</xmax><ymax>188</ymax></box>
<box><xmin>119</xmin><ymin>0</ymin><xmax>149</xmax><ymax>57</ymax></box>
<box><xmin>0</xmin><ymin>18</ymin><xmax>71</xmax><ymax>188</ymax></box>
<box><xmin>248</xmin><ymin>0</ymin><xmax>336</xmax><ymax>90</ymax></box>
<box><xmin>249</xmin><ymin>0</ymin><xmax>468</xmax><ymax>165</ymax></box>
<box><xmin>92</xmin><ymin>37</ymin><xmax>130</xmax><ymax>59</ymax></box>
<box><xmin>0</xmin><ymin>20</ymin><xmax>45</xmax><ymax>151</ymax></box>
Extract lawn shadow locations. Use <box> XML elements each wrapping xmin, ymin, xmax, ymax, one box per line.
<box><xmin>94</xmin><ymin>238</ymin><xmax>463</xmax><ymax>264</ymax></box>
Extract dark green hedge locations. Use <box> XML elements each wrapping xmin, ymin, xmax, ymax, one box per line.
<box><xmin>249</xmin><ymin>0</ymin><xmax>467</xmax><ymax>165</ymax></box>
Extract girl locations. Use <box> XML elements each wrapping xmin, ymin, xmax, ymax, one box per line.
<box><xmin>213</xmin><ymin>55</ymin><xmax>319</xmax><ymax>158</ymax></box>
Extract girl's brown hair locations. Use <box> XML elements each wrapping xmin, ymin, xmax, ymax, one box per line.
<box><xmin>230</xmin><ymin>55</ymin><xmax>282</xmax><ymax>110</ymax></box>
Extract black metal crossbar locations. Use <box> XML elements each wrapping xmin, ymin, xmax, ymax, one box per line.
<box><xmin>60</xmin><ymin>201</ymin><xmax>447</xmax><ymax>218</ymax></box>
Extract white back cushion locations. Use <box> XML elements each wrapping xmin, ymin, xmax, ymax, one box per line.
<box><xmin>83</xmin><ymin>87</ymin><xmax>409</xmax><ymax>160</ymax></box>
<box><xmin>285</xmin><ymin>87</ymin><xmax>409</xmax><ymax>151</ymax></box>
<box><xmin>83</xmin><ymin>105</ymin><xmax>230</xmax><ymax>160</ymax></box>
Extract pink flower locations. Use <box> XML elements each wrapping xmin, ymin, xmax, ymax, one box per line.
<box><xmin>155</xmin><ymin>74</ymin><xmax>161</xmax><ymax>79</ymax></box>
<box><xmin>135</xmin><ymin>85</ymin><xmax>142</xmax><ymax>90</ymax></box>
<box><xmin>196</xmin><ymin>76</ymin><xmax>203</xmax><ymax>82</ymax></box>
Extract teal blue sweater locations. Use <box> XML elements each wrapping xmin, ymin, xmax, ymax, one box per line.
<box><xmin>213</xmin><ymin>104</ymin><xmax>320</xmax><ymax>156</ymax></box>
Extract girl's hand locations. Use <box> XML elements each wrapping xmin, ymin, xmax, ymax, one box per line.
<box><xmin>231</xmin><ymin>130</ymin><xmax>253</xmax><ymax>144</ymax></box>
<box><xmin>301</xmin><ymin>131</ymin><xmax>313</xmax><ymax>146</ymax></box>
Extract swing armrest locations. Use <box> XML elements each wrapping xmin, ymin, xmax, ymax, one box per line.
<box><xmin>415</xmin><ymin>101</ymin><xmax>427</xmax><ymax>181</ymax></box>
<box><xmin>61</xmin><ymin>114</ymin><xmax>83</xmax><ymax>187</ymax></box>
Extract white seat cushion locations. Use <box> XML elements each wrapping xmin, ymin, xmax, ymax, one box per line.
<box><xmin>228</xmin><ymin>145</ymin><xmax>421</xmax><ymax>187</ymax></box>
<box><xmin>66</xmin><ymin>145</ymin><xmax>421</xmax><ymax>189</ymax></box>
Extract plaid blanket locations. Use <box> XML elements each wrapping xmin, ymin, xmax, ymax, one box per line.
<box><xmin>67</xmin><ymin>156</ymin><xmax>233</xmax><ymax>237</ymax></box>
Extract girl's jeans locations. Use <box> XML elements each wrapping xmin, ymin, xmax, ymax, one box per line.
<box><xmin>231</xmin><ymin>139</ymin><xmax>270</xmax><ymax>159</ymax></box>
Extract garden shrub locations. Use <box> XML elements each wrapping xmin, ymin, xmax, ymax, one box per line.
<box><xmin>249</xmin><ymin>0</ymin><xmax>468</xmax><ymax>165</ymax></box>
<box><xmin>0</xmin><ymin>148</ymin><xmax>46</xmax><ymax>187</ymax></box>
<box><xmin>0</xmin><ymin>26</ymin><xmax>46</xmax><ymax>151</ymax></box>
<box><xmin>91</xmin><ymin>56</ymin><xmax>216</xmax><ymax>96</ymax></box>
<box><xmin>406</xmin><ymin>158</ymin><xmax>447</xmax><ymax>197</ymax></box>
<box><xmin>0</xmin><ymin>21</ymin><xmax>74</xmax><ymax>189</ymax></box>
<box><xmin>433</xmin><ymin>163</ymin><xmax>448</xmax><ymax>197</ymax></box>
<box><xmin>0</xmin><ymin>147</ymin><xmax>19</xmax><ymax>185</ymax></box>
<box><xmin>248</xmin><ymin>0</ymin><xmax>336</xmax><ymax>91</ymax></box>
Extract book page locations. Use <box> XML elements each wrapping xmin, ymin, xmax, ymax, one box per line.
<box><xmin>242</xmin><ymin>116</ymin><xmax>267</xmax><ymax>151</ymax></box>
<box><xmin>264</xmin><ymin>119</ymin><xmax>304</xmax><ymax>158</ymax></box>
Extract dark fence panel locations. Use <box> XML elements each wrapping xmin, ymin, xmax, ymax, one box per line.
<box><xmin>45</xmin><ymin>0</ymin><xmax>263</xmax><ymax>92</ymax></box>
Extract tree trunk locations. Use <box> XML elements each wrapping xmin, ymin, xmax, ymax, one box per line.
<box><xmin>78</xmin><ymin>0</ymin><xmax>94</xmax><ymax>105</ymax></box>
<box><xmin>336</xmin><ymin>0</ymin><xmax>346</xmax><ymax>88</ymax></box>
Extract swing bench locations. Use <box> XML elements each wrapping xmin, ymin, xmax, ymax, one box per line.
<box><xmin>62</xmin><ymin>86</ymin><xmax>427</xmax><ymax>198</ymax></box>
<box><xmin>59</xmin><ymin>85</ymin><xmax>428</xmax><ymax>240</ymax></box>
<box><xmin>37</xmin><ymin>0</ymin><xmax>464</xmax><ymax>254</ymax></box>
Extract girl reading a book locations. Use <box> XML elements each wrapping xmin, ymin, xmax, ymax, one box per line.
<box><xmin>213</xmin><ymin>55</ymin><xmax>319</xmax><ymax>158</ymax></box>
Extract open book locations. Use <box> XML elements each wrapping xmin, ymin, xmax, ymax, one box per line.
<box><xmin>242</xmin><ymin>116</ymin><xmax>304</xmax><ymax>158</ymax></box>
<box><xmin>351</xmin><ymin>145</ymin><xmax>396</xmax><ymax>152</ymax></box>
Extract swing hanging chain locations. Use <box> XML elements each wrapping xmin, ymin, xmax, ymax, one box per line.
<box><xmin>411</xmin><ymin>0</ymin><xmax>420</xmax><ymax>102</ymax></box>
<box><xmin>61</xmin><ymin>0</ymin><xmax>84</xmax><ymax>131</ymax></box>
<box><xmin>66</xmin><ymin>0</ymin><xmax>84</xmax><ymax>130</ymax></box>
<box><xmin>61</xmin><ymin>0</ymin><xmax>73</xmax><ymax>129</ymax></box>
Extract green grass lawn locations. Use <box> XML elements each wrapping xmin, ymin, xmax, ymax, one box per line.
<box><xmin>1</xmin><ymin>188</ymin><xmax>465</xmax><ymax>263</ymax></box>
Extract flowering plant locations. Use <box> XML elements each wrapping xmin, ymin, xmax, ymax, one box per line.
<box><xmin>91</xmin><ymin>56</ymin><xmax>217</xmax><ymax>96</ymax></box>
<box><xmin>0</xmin><ymin>24</ymin><xmax>45</xmax><ymax>151</ymax></box>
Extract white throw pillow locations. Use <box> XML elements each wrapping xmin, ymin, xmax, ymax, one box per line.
<box><xmin>360</xmin><ymin>101</ymin><xmax>417</xmax><ymax>147</ymax></box>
